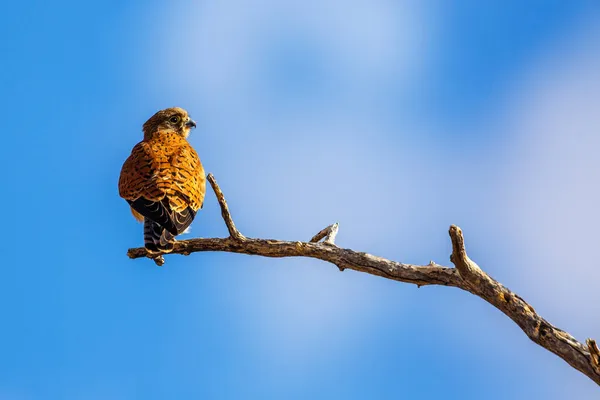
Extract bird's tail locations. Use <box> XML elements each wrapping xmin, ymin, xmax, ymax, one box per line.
<box><xmin>144</xmin><ymin>219</ymin><xmax>175</xmax><ymax>254</ymax></box>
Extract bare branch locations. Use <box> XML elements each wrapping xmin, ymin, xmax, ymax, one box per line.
<box><xmin>206</xmin><ymin>173</ymin><xmax>246</xmax><ymax>241</ymax></box>
<box><xmin>127</xmin><ymin>236</ymin><xmax>460</xmax><ymax>287</ymax></box>
<box><xmin>447</xmin><ymin>226</ymin><xmax>600</xmax><ymax>386</ymax></box>
<box><xmin>126</xmin><ymin>174</ymin><xmax>600</xmax><ymax>387</ymax></box>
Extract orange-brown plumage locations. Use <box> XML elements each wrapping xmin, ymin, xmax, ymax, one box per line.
<box><xmin>118</xmin><ymin>107</ymin><xmax>205</xmax><ymax>253</ymax></box>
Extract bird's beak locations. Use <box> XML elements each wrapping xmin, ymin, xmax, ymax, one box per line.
<box><xmin>185</xmin><ymin>119</ymin><xmax>197</xmax><ymax>129</ymax></box>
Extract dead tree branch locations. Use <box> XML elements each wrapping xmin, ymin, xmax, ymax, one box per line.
<box><xmin>126</xmin><ymin>173</ymin><xmax>600</xmax><ymax>386</ymax></box>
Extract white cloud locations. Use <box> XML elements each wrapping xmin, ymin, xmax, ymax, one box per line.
<box><xmin>138</xmin><ymin>0</ymin><xmax>437</xmax><ymax>362</ymax></box>
<box><xmin>497</xmin><ymin>21</ymin><xmax>600</xmax><ymax>330</ymax></box>
<box><xmin>480</xmin><ymin>20</ymin><xmax>600</xmax><ymax>397</ymax></box>
<box><xmin>139</xmin><ymin>1</ymin><xmax>600</xmax><ymax>390</ymax></box>
<box><xmin>153</xmin><ymin>0</ymin><xmax>430</xmax><ymax>102</ymax></box>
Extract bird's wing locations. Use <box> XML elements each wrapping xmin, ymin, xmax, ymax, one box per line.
<box><xmin>118</xmin><ymin>141</ymin><xmax>165</xmax><ymax>202</ymax></box>
<box><xmin>168</xmin><ymin>143</ymin><xmax>206</xmax><ymax>213</ymax></box>
<box><xmin>118</xmin><ymin>142</ymin><xmax>175</xmax><ymax>231</ymax></box>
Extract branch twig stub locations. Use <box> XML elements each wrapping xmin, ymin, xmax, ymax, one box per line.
<box><xmin>207</xmin><ymin>173</ymin><xmax>246</xmax><ymax>241</ymax></box>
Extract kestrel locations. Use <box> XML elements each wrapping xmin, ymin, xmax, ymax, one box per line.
<box><xmin>119</xmin><ymin>107</ymin><xmax>206</xmax><ymax>254</ymax></box>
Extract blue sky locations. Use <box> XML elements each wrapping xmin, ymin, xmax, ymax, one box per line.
<box><xmin>1</xmin><ymin>0</ymin><xmax>600</xmax><ymax>398</ymax></box>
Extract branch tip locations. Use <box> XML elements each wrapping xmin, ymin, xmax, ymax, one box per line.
<box><xmin>449</xmin><ymin>225</ymin><xmax>466</xmax><ymax>263</ymax></box>
<box><xmin>448</xmin><ymin>225</ymin><xmax>483</xmax><ymax>284</ymax></box>
<box><xmin>310</xmin><ymin>223</ymin><xmax>339</xmax><ymax>245</ymax></box>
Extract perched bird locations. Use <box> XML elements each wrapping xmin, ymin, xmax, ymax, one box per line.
<box><xmin>119</xmin><ymin>107</ymin><xmax>206</xmax><ymax>254</ymax></box>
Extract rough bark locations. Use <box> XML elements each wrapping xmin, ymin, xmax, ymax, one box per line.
<box><xmin>126</xmin><ymin>173</ymin><xmax>600</xmax><ymax>387</ymax></box>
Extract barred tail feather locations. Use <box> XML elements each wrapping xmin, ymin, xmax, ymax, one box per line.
<box><xmin>129</xmin><ymin>198</ymin><xmax>196</xmax><ymax>236</ymax></box>
<box><xmin>144</xmin><ymin>219</ymin><xmax>174</xmax><ymax>254</ymax></box>
<box><xmin>129</xmin><ymin>198</ymin><xmax>179</xmax><ymax>235</ymax></box>
<box><xmin>160</xmin><ymin>229</ymin><xmax>175</xmax><ymax>246</ymax></box>
<box><xmin>171</xmin><ymin>207</ymin><xmax>196</xmax><ymax>235</ymax></box>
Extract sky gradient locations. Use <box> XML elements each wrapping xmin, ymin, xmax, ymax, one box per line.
<box><xmin>1</xmin><ymin>0</ymin><xmax>600</xmax><ymax>398</ymax></box>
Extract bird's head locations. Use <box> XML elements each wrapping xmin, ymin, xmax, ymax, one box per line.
<box><xmin>143</xmin><ymin>107</ymin><xmax>197</xmax><ymax>139</ymax></box>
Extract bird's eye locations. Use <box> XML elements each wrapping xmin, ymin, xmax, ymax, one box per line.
<box><xmin>169</xmin><ymin>116</ymin><xmax>180</xmax><ymax>124</ymax></box>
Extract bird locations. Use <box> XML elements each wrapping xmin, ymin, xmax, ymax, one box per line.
<box><xmin>118</xmin><ymin>107</ymin><xmax>206</xmax><ymax>254</ymax></box>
